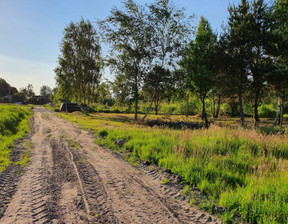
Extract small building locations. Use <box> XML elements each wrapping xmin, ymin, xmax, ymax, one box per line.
<box><xmin>0</xmin><ymin>95</ymin><xmax>13</xmax><ymax>103</ymax></box>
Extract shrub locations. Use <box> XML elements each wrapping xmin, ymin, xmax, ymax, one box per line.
<box><xmin>258</xmin><ymin>104</ymin><xmax>276</xmax><ymax>118</ymax></box>
<box><xmin>99</xmin><ymin>129</ymin><xmax>108</xmax><ymax>138</ymax></box>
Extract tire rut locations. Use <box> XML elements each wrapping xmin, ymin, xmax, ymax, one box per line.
<box><xmin>137</xmin><ymin>164</ymin><xmax>220</xmax><ymax>224</ymax></box>
<box><xmin>0</xmin><ymin>138</ymin><xmax>30</xmax><ymax>219</ymax></box>
<box><xmin>1</xmin><ymin>110</ymin><xmax>52</xmax><ymax>224</ymax></box>
<box><xmin>51</xmin><ymin>138</ymin><xmax>116</xmax><ymax>223</ymax></box>
<box><xmin>67</xmin><ymin>144</ymin><xmax>116</xmax><ymax>223</ymax></box>
<box><xmin>49</xmin><ymin>107</ymin><xmax>221</xmax><ymax>223</ymax></box>
<box><xmin>49</xmin><ymin>138</ymin><xmax>92</xmax><ymax>223</ymax></box>
<box><xmin>1</xmin><ymin>107</ymin><xmax>221</xmax><ymax>224</ymax></box>
<box><xmin>0</xmin><ymin>165</ymin><xmax>22</xmax><ymax>219</ymax></box>
<box><xmin>1</xmin><ymin>145</ymin><xmax>52</xmax><ymax>223</ymax></box>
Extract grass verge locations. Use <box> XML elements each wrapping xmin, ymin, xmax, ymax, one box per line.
<box><xmin>58</xmin><ymin>112</ymin><xmax>288</xmax><ymax>224</ymax></box>
<box><xmin>0</xmin><ymin>104</ymin><xmax>32</xmax><ymax>172</ymax></box>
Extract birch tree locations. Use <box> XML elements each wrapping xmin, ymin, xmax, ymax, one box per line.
<box><xmin>55</xmin><ymin>19</ymin><xmax>103</xmax><ymax>105</ymax></box>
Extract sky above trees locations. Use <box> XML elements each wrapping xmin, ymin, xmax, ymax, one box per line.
<box><xmin>0</xmin><ymin>0</ymin><xmax>244</xmax><ymax>94</ymax></box>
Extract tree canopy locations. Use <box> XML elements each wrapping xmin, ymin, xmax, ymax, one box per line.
<box><xmin>48</xmin><ymin>0</ymin><xmax>288</xmax><ymax>128</ymax></box>
<box><xmin>181</xmin><ymin>17</ymin><xmax>217</xmax><ymax>128</ymax></box>
<box><xmin>100</xmin><ymin>0</ymin><xmax>192</xmax><ymax>120</ymax></box>
<box><xmin>55</xmin><ymin>19</ymin><xmax>103</xmax><ymax>105</ymax></box>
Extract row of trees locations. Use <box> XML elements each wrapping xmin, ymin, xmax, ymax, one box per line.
<box><xmin>18</xmin><ymin>84</ymin><xmax>52</xmax><ymax>100</ymax></box>
<box><xmin>54</xmin><ymin>0</ymin><xmax>288</xmax><ymax>128</ymax></box>
<box><xmin>55</xmin><ymin>0</ymin><xmax>192</xmax><ymax>119</ymax></box>
<box><xmin>182</xmin><ymin>0</ymin><xmax>288</xmax><ymax>128</ymax></box>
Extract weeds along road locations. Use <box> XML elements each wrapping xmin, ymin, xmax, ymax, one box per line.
<box><xmin>1</xmin><ymin>107</ymin><xmax>220</xmax><ymax>224</ymax></box>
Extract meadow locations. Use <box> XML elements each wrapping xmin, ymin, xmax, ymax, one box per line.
<box><xmin>59</xmin><ymin>112</ymin><xmax>288</xmax><ymax>223</ymax></box>
<box><xmin>0</xmin><ymin>104</ymin><xmax>32</xmax><ymax>172</ymax></box>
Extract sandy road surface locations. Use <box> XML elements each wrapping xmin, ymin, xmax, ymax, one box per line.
<box><xmin>0</xmin><ymin>107</ymin><xmax>221</xmax><ymax>224</ymax></box>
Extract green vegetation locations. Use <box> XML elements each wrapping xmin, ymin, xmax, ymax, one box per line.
<box><xmin>46</xmin><ymin>0</ymin><xmax>288</xmax><ymax>222</ymax></box>
<box><xmin>15</xmin><ymin>148</ymin><xmax>31</xmax><ymax>167</ymax></box>
<box><xmin>49</xmin><ymin>0</ymin><xmax>288</xmax><ymax>131</ymax></box>
<box><xmin>59</xmin><ymin>112</ymin><xmax>288</xmax><ymax>223</ymax></box>
<box><xmin>54</xmin><ymin>19</ymin><xmax>103</xmax><ymax>105</ymax></box>
<box><xmin>0</xmin><ymin>105</ymin><xmax>32</xmax><ymax>172</ymax></box>
<box><xmin>161</xmin><ymin>177</ymin><xmax>170</xmax><ymax>185</ymax></box>
<box><xmin>69</xmin><ymin>139</ymin><xmax>79</xmax><ymax>150</ymax></box>
<box><xmin>181</xmin><ymin>16</ymin><xmax>217</xmax><ymax>128</ymax></box>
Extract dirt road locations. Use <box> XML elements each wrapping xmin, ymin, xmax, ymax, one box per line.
<box><xmin>0</xmin><ymin>108</ymin><xmax>221</xmax><ymax>223</ymax></box>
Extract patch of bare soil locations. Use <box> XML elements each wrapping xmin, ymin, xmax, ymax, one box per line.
<box><xmin>0</xmin><ymin>107</ymin><xmax>221</xmax><ymax>223</ymax></box>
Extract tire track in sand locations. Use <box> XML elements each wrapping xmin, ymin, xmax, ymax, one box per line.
<box><xmin>1</xmin><ymin>107</ymin><xmax>221</xmax><ymax>224</ymax></box>
<box><xmin>1</xmin><ymin>111</ymin><xmax>52</xmax><ymax>224</ymax></box>
<box><xmin>41</xmin><ymin>108</ymin><xmax>221</xmax><ymax>224</ymax></box>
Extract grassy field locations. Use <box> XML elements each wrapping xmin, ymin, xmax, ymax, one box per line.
<box><xmin>58</xmin><ymin>112</ymin><xmax>288</xmax><ymax>223</ymax></box>
<box><xmin>0</xmin><ymin>104</ymin><xmax>32</xmax><ymax>172</ymax></box>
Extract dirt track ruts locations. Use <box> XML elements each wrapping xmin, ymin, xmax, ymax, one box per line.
<box><xmin>0</xmin><ymin>107</ymin><xmax>221</xmax><ymax>224</ymax></box>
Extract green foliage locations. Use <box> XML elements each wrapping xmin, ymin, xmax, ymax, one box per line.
<box><xmin>274</xmin><ymin>0</ymin><xmax>288</xmax><ymax>60</ymax></box>
<box><xmin>95</xmin><ymin>82</ymin><xmax>114</xmax><ymax>105</ymax></box>
<box><xmin>161</xmin><ymin>177</ymin><xmax>170</xmax><ymax>185</ymax></box>
<box><xmin>55</xmin><ymin>19</ymin><xmax>103</xmax><ymax>105</ymax></box>
<box><xmin>0</xmin><ymin>105</ymin><xmax>32</xmax><ymax>172</ymax></box>
<box><xmin>69</xmin><ymin>139</ymin><xmax>79</xmax><ymax>150</ymax></box>
<box><xmin>99</xmin><ymin>0</ymin><xmax>152</xmax><ymax>120</ymax></box>
<box><xmin>15</xmin><ymin>149</ymin><xmax>31</xmax><ymax>167</ymax></box>
<box><xmin>99</xmin><ymin>130</ymin><xmax>108</xmax><ymax>138</ymax></box>
<box><xmin>40</xmin><ymin>85</ymin><xmax>52</xmax><ymax>96</ymax></box>
<box><xmin>181</xmin><ymin>17</ymin><xmax>217</xmax><ymax>127</ymax></box>
<box><xmin>100</xmin><ymin>0</ymin><xmax>192</xmax><ymax>120</ymax></box>
<box><xmin>141</xmin><ymin>0</ymin><xmax>193</xmax><ymax>117</ymax></box>
<box><xmin>258</xmin><ymin>104</ymin><xmax>276</xmax><ymax>118</ymax></box>
<box><xmin>142</xmin><ymin>66</ymin><xmax>173</xmax><ymax>115</ymax></box>
<box><xmin>19</xmin><ymin>84</ymin><xmax>35</xmax><ymax>100</ymax></box>
<box><xmin>181</xmin><ymin>17</ymin><xmax>217</xmax><ymax>98</ymax></box>
<box><xmin>60</xmin><ymin>112</ymin><xmax>288</xmax><ymax>223</ymax></box>
<box><xmin>225</xmin><ymin>0</ymin><xmax>275</xmax><ymax>128</ymax></box>
<box><xmin>160</xmin><ymin>103</ymin><xmax>178</xmax><ymax>115</ymax></box>
<box><xmin>160</xmin><ymin>98</ymin><xmax>201</xmax><ymax>116</ymax></box>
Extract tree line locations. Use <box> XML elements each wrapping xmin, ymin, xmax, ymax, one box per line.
<box><xmin>54</xmin><ymin>0</ymin><xmax>288</xmax><ymax>128</ymax></box>
<box><xmin>0</xmin><ymin>78</ymin><xmax>53</xmax><ymax>103</ymax></box>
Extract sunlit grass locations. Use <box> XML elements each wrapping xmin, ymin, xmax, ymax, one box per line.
<box><xmin>0</xmin><ymin>104</ymin><xmax>32</xmax><ymax>172</ymax></box>
<box><xmin>59</xmin><ymin>112</ymin><xmax>288</xmax><ymax>223</ymax></box>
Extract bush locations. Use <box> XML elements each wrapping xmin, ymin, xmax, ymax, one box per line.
<box><xmin>258</xmin><ymin>104</ymin><xmax>276</xmax><ymax>118</ymax></box>
<box><xmin>161</xmin><ymin>103</ymin><xmax>178</xmax><ymax>115</ymax></box>
<box><xmin>160</xmin><ymin>98</ymin><xmax>201</xmax><ymax>116</ymax></box>
<box><xmin>99</xmin><ymin>129</ymin><xmax>108</xmax><ymax>138</ymax></box>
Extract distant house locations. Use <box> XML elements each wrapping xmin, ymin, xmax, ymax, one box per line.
<box><xmin>0</xmin><ymin>78</ymin><xmax>19</xmax><ymax>103</ymax></box>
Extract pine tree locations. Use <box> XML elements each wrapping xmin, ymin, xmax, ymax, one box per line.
<box><xmin>181</xmin><ymin>17</ymin><xmax>217</xmax><ymax>128</ymax></box>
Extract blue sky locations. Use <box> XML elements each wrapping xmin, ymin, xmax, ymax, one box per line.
<box><xmin>0</xmin><ymin>0</ymin><xmax>242</xmax><ymax>94</ymax></box>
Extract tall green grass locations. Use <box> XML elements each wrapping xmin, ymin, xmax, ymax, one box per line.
<box><xmin>59</xmin><ymin>112</ymin><xmax>288</xmax><ymax>223</ymax></box>
<box><xmin>0</xmin><ymin>104</ymin><xmax>32</xmax><ymax>172</ymax></box>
